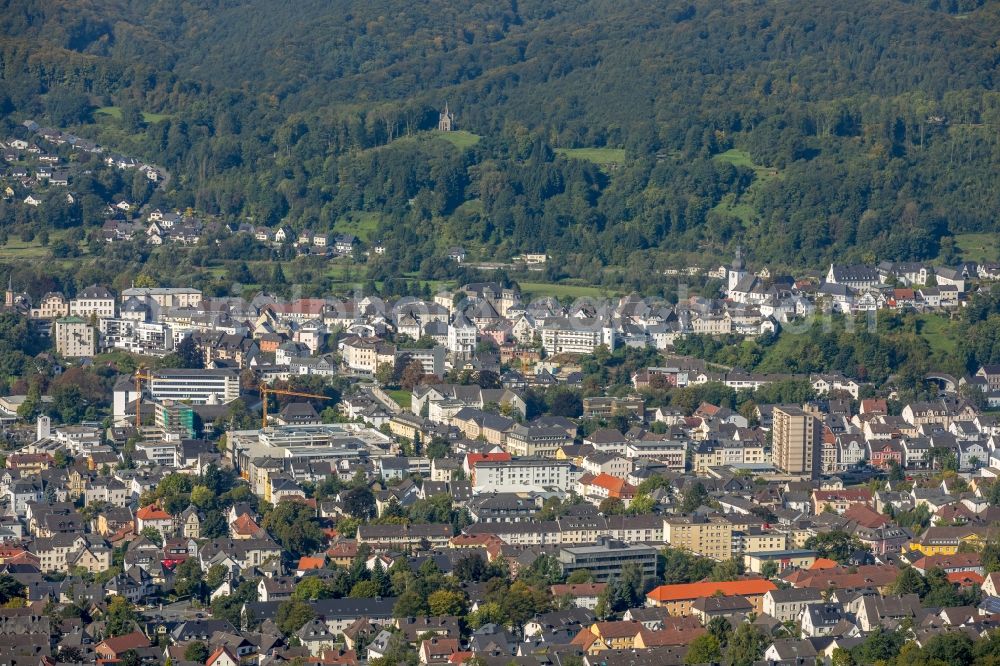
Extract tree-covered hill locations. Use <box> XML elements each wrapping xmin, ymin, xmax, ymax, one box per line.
<box><xmin>1</xmin><ymin>0</ymin><xmax>999</xmax><ymax>286</ymax></box>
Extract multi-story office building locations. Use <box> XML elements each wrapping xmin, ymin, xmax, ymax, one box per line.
<box><xmin>558</xmin><ymin>537</ymin><xmax>658</xmax><ymax>583</ymax></box>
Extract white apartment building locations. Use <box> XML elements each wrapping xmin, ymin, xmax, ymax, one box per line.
<box><xmin>54</xmin><ymin>317</ymin><xmax>96</xmax><ymax>357</ymax></box>
<box><xmin>148</xmin><ymin>368</ymin><xmax>240</xmax><ymax>404</ymax></box>
<box><xmin>447</xmin><ymin>313</ymin><xmax>477</xmax><ymax>355</ymax></box>
<box><xmin>69</xmin><ymin>285</ymin><xmax>116</xmax><ymax>318</ymax></box>
<box><xmin>470</xmin><ymin>459</ymin><xmax>580</xmax><ymax>493</ymax></box>
<box><xmin>540</xmin><ymin>318</ymin><xmax>614</xmax><ymax>355</ymax></box>
<box><xmin>121</xmin><ymin>287</ymin><xmax>203</xmax><ymax>309</ymax></box>
<box><xmin>100</xmin><ymin>319</ymin><xmax>174</xmax><ymax>356</ymax></box>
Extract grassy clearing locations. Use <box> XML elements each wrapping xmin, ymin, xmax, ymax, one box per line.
<box><xmin>712</xmin><ymin>193</ymin><xmax>757</xmax><ymax>225</ymax></box>
<box><xmin>556</xmin><ymin>147</ymin><xmax>626</xmax><ymax>166</ymax></box>
<box><xmin>386</xmin><ymin>389</ymin><xmax>412</xmax><ymax>410</ymax></box>
<box><xmin>519</xmin><ymin>281</ymin><xmax>617</xmax><ymax>299</ymax></box>
<box><xmin>914</xmin><ymin>313</ymin><xmax>958</xmax><ymax>355</ymax></box>
<box><xmin>950</xmin><ymin>232</ymin><xmax>999</xmax><ymax>264</ymax></box>
<box><xmin>325</xmin><ymin>263</ymin><xmax>367</xmax><ymax>283</ymax></box>
<box><xmin>455</xmin><ymin>199</ymin><xmax>484</xmax><ymax>215</ymax></box>
<box><xmin>710</xmin><ymin>149</ymin><xmax>781</xmax><ymax>225</ymax></box>
<box><xmin>432</xmin><ymin>130</ymin><xmax>481</xmax><ymax>150</ymax></box>
<box><xmin>0</xmin><ymin>230</ymin><xmax>83</xmax><ymax>260</ymax></box>
<box><xmin>95</xmin><ymin>106</ymin><xmax>171</xmax><ymax>123</ymax></box>
<box><xmin>713</xmin><ymin>149</ymin><xmax>780</xmax><ymax>182</ymax></box>
<box><xmin>336</xmin><ymin>212</ymin><xmax>381</xmax><ymax>241</ymax></box>
<box><xmin>0</xmin><ymin>238</ymin><xmax>52</xmax><ymax>260</ymax></box>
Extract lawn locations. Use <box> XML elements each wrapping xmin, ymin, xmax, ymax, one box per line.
<box><xmin>914</xmin><ymin>313</ymin><xmax>958</xmax><ymax>355</ymax></box>
<box><xmin>950</xmin><ymin>232</ymin><xmax>999</xmax><ymax>264</ymax></box>
<box><xmin>0</xmin><ymin>230</ymin><xmax>83</xmax><ymax>260</ymax></box>
<box><xmin>519</xmin><ymin>281</ymin><xmax>617</xmax><ymax>299</ymax></box>
<box><xmin>555</xmin><ymin>147</ymin><xmax>626</xmax><ymax>166</ymax></box>
<box><xmin>0</xmin><ymin>237</ymin><xmax>53</xmax><ymax>260</ymax></box>
<box><xmin>336</xmin><ymin>212</ymin><xmax>382</xmax><ymax>241</ymax></box>
<box><xmin>713</xmin><ymin>149</ymin><xmax>780</xmax><ymax>182</ymax></box>
<box><xmin>712</xmin><ymin>194</ymin><xmax>758</xmax><ymax>225</ymax></box>
<box><xmin>95</xmin><ymin>106</ymin><xmax>171</xmax><ymax>123</ymax></box>
<box><xmin>386</xmin><ymin>389</ymin><xmax>412</xmax><ymax>410</ymax></box>
<box><xmin>432</xmin><ymin>130</ymin><xmax>481</xmax><ymax>150</ymax></box>
<box><xmin>710</xmin><ymin>149</ymin><xmax>781</xmax><ymax>225</ymax></box>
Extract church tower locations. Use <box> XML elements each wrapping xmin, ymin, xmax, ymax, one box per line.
<box><xmin>438</xmin><ymin>103</ymin><xmax>455</xmax><ymax>132</ymax></box>
<box><xmin>728</xmin><ymin>246</ymin><xmax>747</xmax><ymax>293</ymax></box>
<box><xmin>4</xmin><ymin>276</ymin><xmax>12</xmax><ymax>308</ymax></box>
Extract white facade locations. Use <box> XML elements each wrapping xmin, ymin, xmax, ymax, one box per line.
<box><xmin>148</xmin><ymin>369</ymin><xmax>240</xmax><ymax>404</ymax></box>
<box><xmin>54</xmin><ymin>318</ymin><xmax>96</xmax><ymax>357</ymax></box>
<box><xmin>471</xmin><ymin>459</ymin><xmax>579</xmax><ymax>493</ymax></box>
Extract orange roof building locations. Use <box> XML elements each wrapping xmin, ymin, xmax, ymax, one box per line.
<box><xmin>586</xmin><ymin>473</ymin><xmax>636</xmax><ymax>500</ymax></box>
<box><xmin>551</xmin><ymin>583</ymin><xmax>608</xmax><ymax>599</ymax></box>
<box><xmin>95</xmin><ymin>631</ymin><xmax>152</xmax><ymax>659</ymax></box>
<box><xmin>948</xmin><ymin>571</ymin><xmax>984</xmax><ymax>587</ymax></box>
<box><xmin>809</xmin><ymin>557</ymin><xmax>839</xmax><ymax>570</ymax></box>
<box><xmin>645</xmin><ymin>579</ymin><xmax>777</xmax><ymax>615</ymax></box>
<box><xmin>297</xmin><ymin>556</ymin><xmax>327</xmax><ymax>572</ymax></box>
<box><xmin>207</xmin><ymin>645</ymin><xmax>239</xmax><ymax>666</ymax></box>
<box><xmin>136</xmin><ymin>504</ymin><xmax>171</xmax><ymax>522</ymax></box>
<box><xmin>786</xmin><ymin>564</ymin><xmax>897</xmax><ymax>591</ymax></box>
<box><xmin>843</xmin><ymin>504</ymin><xmax>890</xmax><ymax>530</ymax></box>
<box><xmin>231</xmin><ymin>512</ymin><xmax>264</xmax><ymax>539</ymax></box>
<box><xmin>450</xmin><ymin>533</ymin><xmax>504</xmax><ymax>549</ymax></box>
<box><xmin>136</xmin><ymin>504</ymin><xmax>172</xmax><ymax>536</ymax></box>
<box><xmin>466</xmin><ymin>452</ymin><xmax>512</xmax><ymax>468</ymax></box>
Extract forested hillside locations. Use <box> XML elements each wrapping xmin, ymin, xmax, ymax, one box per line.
<box><xmin>1</xmin><ymin>0</ymin><xmax>999</xmax><ymax>285</ymax></box>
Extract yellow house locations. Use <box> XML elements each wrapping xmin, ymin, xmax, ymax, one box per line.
<box><xmin>587</xmin><ymin>621</ymin><xmax>644</xmax><ymax>651</ymax></box>
<box><xmin>906</xmin><ymin>526</ymin><xmax>990</xmax><ymax>556</ymax></box>
<box><xmin>646</xmin><ymin>580</ymin><xmax>777</xmax><ymax>616</ymax></box>
<box><xmin>389</xmin><ymin>413</ymin><xmax>423</xmax><ymax>441</ymax></box>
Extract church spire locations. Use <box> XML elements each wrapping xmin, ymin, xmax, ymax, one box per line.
<box><xmin>732</xmin><ymin>245</ymin><xmax>746</xmax><ymax>271</ymax></box>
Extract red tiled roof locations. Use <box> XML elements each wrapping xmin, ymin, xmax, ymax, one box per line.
<box><xmin>861</xmin><ymin>398</ymin><xmax>888</xmax><ymax>413</ymax></box>
<box><xmin>843</xmin><ymin>504</ymin><xmax>890</xmax><ymax>529</ymax></box>
<box><xmin>97</xmin><ymin>630</ymin><xmax>151</xmax><ymax>656</ymax></box>
<box><xmin>639</xmin><ymin>626</ymin><xmax>706</xmax><ymax>646</ymax></box>
<box><xmin>913</xmin><ymin>552</ymin><xmax>982</xmax><ymax>572</ymax></box>
<box><xmin>571</xmin><ymin>629</ymin><xmax>598</xmax><ymax>650</ymax></box>
<box><xmin>593</xmin><ymin>620</ymin><xmax>644</xmax><ymax>639</ymax></box>
<box><xmin>207</xmin><ymin>646</ymin><xmax>238</xmax><ymax>666</ymax></box>
<box><xmin>809</xmin><ymin>558</ymin><xmax>839</xmax><ymax>570</ymax></box>
<box><xmin>948</xmin><ymin>571</ymin><xmax>984</xmax><ymax>587</ymax></box>
<box><xmin>551</xmin><ymin>583</ymin><xmax>608</xmax><ymax>597</ymax></box>
<box><xmin>449</xmin><ymin>534</ymin><xmax>502</xmax><ymax>548</ymax></box>
<box><xmin>791</xmin><ymin>564</ymin><xmax>897</xmax><ymax>590</ymax></box>
<box><xmin>590</xmin><ymin>473</ymin><xmax>626</xmax><ymax>495</ymax></box>
<box><xmin>297</xmin><ymin>556</ymin><xmax>326</xmax><ymax>571</ymax></box>
<box><xmin>231</xmin><ymin>513</ymin><xmax>261</xmax><ymax>535</ymax></box>
<box><xmin>646</xmin><ymin>579</ymin><xmax>776</xmax><ymax>603</ymax></box>
<box><xmin>136</xmin><ymin>505</ymin><xmax>171</xmax><ymax>521</ymax></box>
<box><xmin>466</xmin><ymin>452</ymin><xmax>512</xmax><ymax>467</ymax></box>
<box><xmin>327</xmin><ymin>539</ymin><xmax>359</xmax><ymax>557</ymax></box>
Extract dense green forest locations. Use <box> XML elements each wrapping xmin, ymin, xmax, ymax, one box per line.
<box><xmin>1</xmin><ymin>0</ymin><xmax>999</xmax><ymax>285</ymax></box>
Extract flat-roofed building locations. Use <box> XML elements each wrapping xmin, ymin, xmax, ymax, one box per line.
<box><xmin>54</xmin><ymin>317</ymin><xmax>95</xmax><ymax>358</ymax></box>
<box><xmin>558</xmin><ymin>537</ymin><xmax>658</xmax><ymax>583</ymax></box>
<box><xmin>772</xmin><ymin>406</ymin><xmax>822</xmax><ymax>477</ymax></box>
<box><xmin>148</xmin><ymin>368</ymin><xmax>239</xmax><ymax>405</ymax></box>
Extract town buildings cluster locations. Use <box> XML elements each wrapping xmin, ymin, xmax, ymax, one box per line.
<box><xmin>0</xmin><ymin>248</ymin><xmax>996</xmax><ymax>664</ymax></box>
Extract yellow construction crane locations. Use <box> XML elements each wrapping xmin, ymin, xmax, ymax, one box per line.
<box><xmin>258</xmin><ymin>385</ymin><xmax>330</xmax><ymax>428</ymax></box>
<box><xmin>133</xmin><ymin>368</ymin><xmax>155</xmax><ymax>429</ymax></box>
